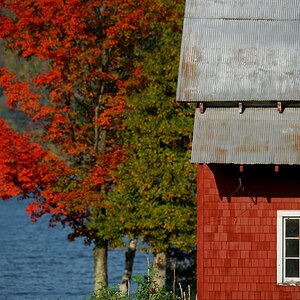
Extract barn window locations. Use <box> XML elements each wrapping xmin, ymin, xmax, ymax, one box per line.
<box><xmin>277</xmin><ymin>211</ymin><xmax>300</xmax><ymax>284</ymax></box>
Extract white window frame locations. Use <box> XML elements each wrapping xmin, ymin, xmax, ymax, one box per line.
<box><xmin>277</xmin><ymin>210</ymin><xmax>300</xmax><ymax>284</ymax></box>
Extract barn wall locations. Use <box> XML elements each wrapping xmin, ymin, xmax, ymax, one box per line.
<box><xmin>197</xmin><ymin>164</ymin><xmax>300</xmax><ymax>300</ymax></box>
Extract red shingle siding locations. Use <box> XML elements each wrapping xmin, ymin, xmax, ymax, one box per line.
<box><xmin>197</xmin><ymin>164</ymin><xmax>300</xmax><ymax>300</ymax></box>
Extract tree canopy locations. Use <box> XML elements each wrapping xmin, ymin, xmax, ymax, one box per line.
<box><xmin>0</xmin><ymin>0</ymin><xmax>156</xmax><ymax>243</ymax></box>
<box><xmin>103</xmin><ymin>0</ymin><xmax>196</xmax><ymax>256</ymax></box>
<box><xmin>0</xmin><ymin>0</ymin><xmax>196</xmax><ymax>290</ymax></box>
<box><xmin>0</xmin><ymin>0</ymin><xmax>164</xmax><ymax>289</ymax></box>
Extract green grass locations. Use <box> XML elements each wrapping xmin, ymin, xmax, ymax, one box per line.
<box><xmin>88</xmin><ymin>273</ymin><xmax>193</xmax><ymax>300</ymax></box>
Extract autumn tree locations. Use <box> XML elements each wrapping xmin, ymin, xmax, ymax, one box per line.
<box><xmin>0</xmin><ymin>119</ymin><xmax>68</xmax><ymax>202</ymax></box>
<box><xmin>0</xmin><ymin>41</ymin><xmax>46</xmax><ymax>130</ymax></box>
<box><xmin>103</xmin><ymin>0</ymin><xmax>197</xmax><ymax>288</ymax></box>
<box><xmin>0</xmin><ymin>0</ymin><xmax>163</xmax><ymax>292</ymax></box>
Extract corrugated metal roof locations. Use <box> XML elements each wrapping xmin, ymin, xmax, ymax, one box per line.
<box><xmin>191</xmin><ymin>107</ymin><xmax>300</xmax><ymax>164</ymax></box>
<box><xmin>176</xmin><ymin>0</ymin><xmax>300</xmax><ymax>102</ymax></box>
<box><xmin>185</xmin><ymin>0</ymin><xmax>300</xmax><ymax>20</ymax></box>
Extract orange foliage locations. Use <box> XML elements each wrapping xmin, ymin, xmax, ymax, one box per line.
<box><xmin>0</xmin><ymin>0</ymin><xmax>156</xmax><ymax>241</ymax></box>
<box><xmin>0</xmin><ymin>119</ymin><xmax>68</xmax><ymax>200</ymax></box>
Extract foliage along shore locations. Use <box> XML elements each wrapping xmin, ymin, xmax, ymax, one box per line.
<box><xmin>88</xmin><ymin>272</ymin><xmax>195</xmax><ymax>300</ymax></box>
<box><xmin>0</xmin><ymin>0</ymin><xmax>196</xmax><ymax>293</ymax></box>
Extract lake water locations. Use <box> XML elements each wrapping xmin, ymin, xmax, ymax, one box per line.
<box><xmin>0</xmin><ymin>198</ymin><xmax>150</xmax><ymax>300</ymax></box>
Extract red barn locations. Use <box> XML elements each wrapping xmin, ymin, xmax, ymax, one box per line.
<box><xmin>177</xmin><ymin>1</ymin><xmax>300</xmax><ymax>299</ymax></box>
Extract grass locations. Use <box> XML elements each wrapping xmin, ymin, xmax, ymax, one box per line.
<box><xmin>88</xmin><ymin>272</ymin><xmax>193</xmax><ymax>300</ymax></box>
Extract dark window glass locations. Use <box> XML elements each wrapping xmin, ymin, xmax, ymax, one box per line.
<box><xmin>286</xmin><ymin>239</ymin><xmax>300</xmax><ymax>257</ymax></box>
<box><xmin>286</xmin><ymin>259</ymin><xmax>300</xmax><ymax>277</ymax></box>
<box><xmin>286</xmin><ymin>219</ymin><xmax>299</xmax><ymax>237</ymax></box>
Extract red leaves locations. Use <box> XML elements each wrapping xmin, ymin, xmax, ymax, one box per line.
<box><xmin>33</xmin><ymin>71</ymin><xmax>63</xmax><ymax>88</ymax></box>
<box><xmin>0</xmin><ymin>68</ymin><xmax>14</xmax><ymax>89</ymax></box>
<box><xmin>1</xmin><ymin>0</ymin><xmax>93</xmax><ymax>59</ymax></box>
<box><xmin>96</xmin><ymin>95</ymin><xmax>126</xmax><ymax>128</ymax></box>
<box><xmin>0</xmin><ymin>68</ymin><xmax>41</xmax><ymax>115</ymax></box>
<box><xmin>86</xmin><ymin>148</ymin><xmax>125</xmax><ymax>191</ymax></box>
<box><xmin>0</xmin><ymin>0</ymin><xmax>168</xmax><ymax>243</ymax></box>
<box><xmin>0</xmin><ymin>118</ymin><xmax>76</xmax><ymax>227</ymax></box>
<box><xmin>0</xmin><ymin>119</ymin><xmax>65</xmax><ymax>199</ymax></box>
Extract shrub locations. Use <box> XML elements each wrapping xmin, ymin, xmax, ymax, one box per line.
<box><xmin>89</xmin><ymin>273</ymin><xmax>182</xmax><ymax>300</ymax></box>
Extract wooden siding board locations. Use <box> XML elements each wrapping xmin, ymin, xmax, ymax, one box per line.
<box><xmin>199</xmin><ymin>164</ymin><xmax>300</xmax><ymax>299</ymax></box>
<box><xmin>191</xmin><ymin>107</ymin><xmax>300</xmax><ymax>164</ymax></box>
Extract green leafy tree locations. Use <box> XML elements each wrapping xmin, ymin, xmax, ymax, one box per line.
<box><xmin>101</xmin><ymin>0</ymin><xmax>197</xmax><ymax>288</ymax></box>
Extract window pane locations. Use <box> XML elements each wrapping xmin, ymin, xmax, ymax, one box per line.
<box><xmin>286</xmin><ymin>259</ymin><xmax>300</xmax><ymax>277</ymax></box>
<box><xmin>286</xmin><ymin>240</ymin><xmax>299</xmax><ymax>257</ymax></box>
<box><xmin>286</xmin><ymin>219</ymin><xmax>299</xmax><ymax>237</ymax></box>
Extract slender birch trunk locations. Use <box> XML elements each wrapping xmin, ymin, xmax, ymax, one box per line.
<box><xmin>153</xmin><ymin>252</ymin><xmax>167</xmax><ymax>288</ymax></box>
<box><xmin>119</xmin><ymin>239</ymin><xmax>137</xmax><ymax>294</ymax></box>
<box><xmin>94</xmin><ymin>238</ymin><xmax>108</xmax><ymax>293</ymax></box>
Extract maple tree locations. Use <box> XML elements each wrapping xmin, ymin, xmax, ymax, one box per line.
<box><xmin>0</xmin><ymin>0</ymin><xmax>164</xmax><ymax>291</ymax></box>
<box><xmin>0</xmin><ymin>118</ymin><xmax>67</xmax><ymax>203</ymax></box>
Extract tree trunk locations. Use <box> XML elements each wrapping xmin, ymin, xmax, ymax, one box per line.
<box><xmin>153</xmin><ymin>252</ymin><xmax>167</xmax><ymax>288</ymax></box>
<box><xmin>119</xmin><ymin>239</ymin><xmax>137</xmax><ymax>294</ymax></box>
<box><xmin>94</xmin><ymin>239</ymin><xmax>108</xmax><ymax>293</ymax></box>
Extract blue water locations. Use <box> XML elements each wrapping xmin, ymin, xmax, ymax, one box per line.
<box><xmin>0</xmin><ymin>199</ymin><xmax>150</xmax><ymax>300</ymax></box>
